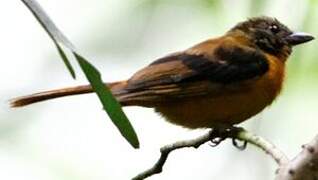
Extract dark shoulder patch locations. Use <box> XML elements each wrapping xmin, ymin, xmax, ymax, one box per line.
<box><xmin>215</xmin><ymin>46</ymin><xmax>267</xmax><ymax>64</ymax></box>
<box><xmin>181</xmin><ymin>46</ymin><xmax>269</xmax><ymax>83</ymax></box>
<box><xmin>131</xmin><ymin>46</ymin><xmax>269</xmax><ymax>91</ymax></box>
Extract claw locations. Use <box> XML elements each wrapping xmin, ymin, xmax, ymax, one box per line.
<box><xmin>209</xmin><ymin>137</ymin><xmax>226</xmax><ymax>147</ymax></box>
<box><xmin>207</xmin><ymin>126</ymin><xmax>248</xmax><ymax>150</ymax></box>
<box><xmin>232</xmin><ymin>138</ymin><xmax>247</xmax><ymax>150</ymax></box>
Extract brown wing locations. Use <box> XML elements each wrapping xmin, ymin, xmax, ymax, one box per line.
<box><xmin>116</xmin><ymin>39</ymin><xmax>269</xmax><ymax>106</ymax></box>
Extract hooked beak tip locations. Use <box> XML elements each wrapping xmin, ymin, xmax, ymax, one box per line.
<box><xmin>286</xmin><ymin>32</ymin><xmax>315</xmax><ymax>46</ymax></box>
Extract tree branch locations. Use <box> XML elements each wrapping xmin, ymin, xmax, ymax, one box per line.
<box><xmin>236</xmin><ymin>130</ymin><xmax>289</xmax><ymax>165</ymax></box>
<box><xmin>275</xmin><ymin>134</ymin><xmax>318</xmax><ymax>180</ymax></box>
<box><xmin>132</xmin><ymin>131</ymin><xmax>214</xmax><ymax>180</ymax></box>
<box><xmin>133</xmin><ymin>128</ymin><xmax>288</xmax><ymax>180</ymax></box>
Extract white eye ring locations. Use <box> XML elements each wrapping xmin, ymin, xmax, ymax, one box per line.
<box><xmin>269</xmin><ymin>25</ymin><xmax>279</xmax><ymax>33</ymax></box>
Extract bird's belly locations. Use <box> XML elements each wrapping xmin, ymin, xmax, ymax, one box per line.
<box><xmin>155</xmin><ymin>80</ymin><xmax>281</xmax><ymax>129</ymax></box>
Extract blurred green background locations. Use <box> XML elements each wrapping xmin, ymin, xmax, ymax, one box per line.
<box><xmin>1</xmin><ymin>0</ymin><xmax>318</xmax><ymax>179</ymax></box>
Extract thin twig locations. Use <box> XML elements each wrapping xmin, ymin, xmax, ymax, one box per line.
<box><xmin>132</xmin><ymin>131</ymin><xmax>214</xmax><ymax>180</ymax></box>
<box><xmin>133</xmin><ymin>128</ymin><xmax>287</xmax><ymax>180</ymax></box>
<box><xmin>236</xmin><ymin>130</ymin><xmax>289</xmax><ymax>165</ymax></box>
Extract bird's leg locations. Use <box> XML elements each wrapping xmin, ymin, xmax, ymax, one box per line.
<box><xmin>208</xmin><ymin>128</ymin><xmax>227</xmax><ymax>147</ymax></box>
<box><xmin>208</xmin><ymin>126</ymin><xmax>248</xmax><ymax>150</ymax></box>
<box><xmin>228</xmin><ymin>127</ymin><xmax>248</xmax><ymax>150</ymax></box>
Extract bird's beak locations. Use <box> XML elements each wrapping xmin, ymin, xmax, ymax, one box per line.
<box><xmin>285</xmin><ymin>32</ymin><xmax>314</xmax><ymax>46</ymax></box>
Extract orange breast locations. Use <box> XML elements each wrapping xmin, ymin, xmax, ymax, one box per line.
<box><xmin>155</xmin><ymin>55</ymin><xmax>285</xmax><ymax>129</ymax></box>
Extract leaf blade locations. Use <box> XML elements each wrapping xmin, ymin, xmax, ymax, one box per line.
<box><xmin>20</xmin><ymin>0</ymin><xmax>140</xmax><ymax>148</ymax></box>
<box><xmin>75</xmin><ymin>53</ymin><xmax>140</xmax><ymax>149</ymax></box>
<box><xmin>56</xmin><ymin>44</ymin><xmax>76</xmax><ymax>78</ymax></box>
<box><xmin>21</xmin><ymin>0</ymin><xmax>76</xmax><ymax>78</ymax></box>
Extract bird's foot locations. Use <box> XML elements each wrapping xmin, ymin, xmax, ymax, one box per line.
<box><xmin>208</xmin><ymin>126</ymin><xmax>247</xmax><ymax>150</ymax></box>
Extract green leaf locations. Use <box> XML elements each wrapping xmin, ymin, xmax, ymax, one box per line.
<box><xmin>21</xmin><ymin>0</ymin><xmax>76</xmax><ymax>78</ymax></box>
<box><xmin>20</xmin><ymin>0</ymin><xmax>140</xmax><ymax>148</ymax></box>
<box><xmin>76</xmin><ymin>54</ymin><xmax>139</xmax><ymax>148</ymax></box>
<box><xmin>56</xmin><ymin>44</ymin><xmax>76</xmax><ymax>78</ymax></box>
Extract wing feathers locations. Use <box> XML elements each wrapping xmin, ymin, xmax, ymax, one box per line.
<box><xmin>118</xmin><ymin>42</ymin><xmax>269</xmax><ymax>105</ymax></box>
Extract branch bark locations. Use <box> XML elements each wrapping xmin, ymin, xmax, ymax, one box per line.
<box><xmin>275</xmin><ymin>134</ymin><xmax>318</xmax><ymax>180</ymax></box>
<box><xmin>237</xmin><ymin>130</ymin><xmax>289</xmax><ymax>165</ymax></box>
<box><xmin>133</xmin><ymin>128</ymin><xmax>288</xmax><ymax>180</ymax></box>
<box><xmin>132</xmin><ymin>131</ymin><xmax>214</xmax><ymax>180</ymax></box>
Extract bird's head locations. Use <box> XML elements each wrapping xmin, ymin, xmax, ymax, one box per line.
<box><xmin>228</xmin><ymin>16</ymin><xmax>314</xmax><ymax>58</ymax></box>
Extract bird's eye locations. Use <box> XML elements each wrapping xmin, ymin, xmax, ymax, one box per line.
<box><xmin>269</xmin><ymin>24</ymin><xmax>280</xmax><ymax>33</ymax></box>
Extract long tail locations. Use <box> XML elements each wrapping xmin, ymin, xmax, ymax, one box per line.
<box><xmin>10</xmin><ymin>81</ymin><xmax>127</xmax><ymax>108</ymax></box>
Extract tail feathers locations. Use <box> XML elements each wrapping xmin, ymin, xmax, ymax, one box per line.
<box><xmin>10</xmin><ymin>81</ymin><xmax>127</xmax><ymax>108</ymax></box>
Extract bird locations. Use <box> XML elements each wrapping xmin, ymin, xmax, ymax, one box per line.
<box><xmin>11</xmin><ymin>16</ymin><xmax>314</xmax><ymax>130</ymax></box>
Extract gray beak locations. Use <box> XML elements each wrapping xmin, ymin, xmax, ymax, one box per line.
<box><xmin>285</xmin><ymin>32</ymin><xmax>314</xmax><ymax>46</ymax></box>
